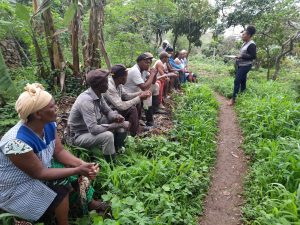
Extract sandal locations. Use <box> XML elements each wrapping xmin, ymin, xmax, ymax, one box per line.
<box><xmin>89</xmin><ymin>200</ymin><xmax>112</xmax><ymax>218</ymax></box>
<box><xmin>14</xmin><ymin>219</ymin><xmax>33</xmax><ymax>225</ymax></box>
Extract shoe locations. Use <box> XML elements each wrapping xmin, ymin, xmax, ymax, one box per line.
<box><xmin>146</xmin><ymin>121</ymin><xmax>154</xmax><ymax>126</ymax></box>
<box><xmin>141</xmin><ymin>126</ymin><xmax>152</xmax><ymax>132</ymax></box>
<box><xmin>139</xmin><ymin>120</ymin><xmax>146</xmax><ymax>126</ymax></box>
<box><xmin>89</xmin><ymin>200</ymin><xmax>112</xmax><ymax>218</ymax></box>
<box><xmin>154</xmin><ymin>108</ymin><xmax>167</xmax><ymax>114</ymax></box>
<box><xmin>118</xmin><ymin>146</ymin><xmax>126</xmax><ymax>154</ymax></box>
<box><xmin>159</xmin><ymin>103</ymin><xmax>166</xmax><ymax>109</ymax></box>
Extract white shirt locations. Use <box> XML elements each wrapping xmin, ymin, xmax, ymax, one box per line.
<box><xmin>123</xmin><ymin>64</ymin><xmax>145</xmax><ymax>93</ymax></box>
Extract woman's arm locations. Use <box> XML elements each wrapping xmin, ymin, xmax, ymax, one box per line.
<box><xmin>8</xmin><ymin>150</ymin><xmax>95</xmax><ymax>180</ymax></box>
<box><xmin>53</xmin><ymin>133</ymin><xmax>85</xmax><ymax>167</ymax></box>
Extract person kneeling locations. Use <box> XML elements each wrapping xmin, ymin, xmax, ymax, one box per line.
<box><xmin>68</xmin><ymin>69</ymin><xmax>129</xmax><ymax>163</ymax></box>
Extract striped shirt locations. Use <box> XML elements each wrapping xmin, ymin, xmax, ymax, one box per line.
<box><xmin>0</xmin><ymin>121</ymin><xmax>57</xmax><ymax>221</ymax></box>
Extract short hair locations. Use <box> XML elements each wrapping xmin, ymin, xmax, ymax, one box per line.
<box><xmin>159</xmin><ymin>51</ymin><xmax>170</xmax><ymax>60</ymax></box>
<box><xmin>246</xmin><ymin>26</ymin><xmax>256</xmax><ymax>37</ymax></box>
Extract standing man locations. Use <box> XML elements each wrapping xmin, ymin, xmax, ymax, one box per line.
<box><xmin>228</xmin><ymin>26</ymin><xmax>256</xmax><ymax>106</ymax></box>
<box><xmin>104</xmin><ymin>64</ymin><xmax>151</xmax><ymax>136</ymax></box>
<box><xmin>68</xmin><ymin>69</ymin><xmax>129</xmax><ymax>163</ymax></box>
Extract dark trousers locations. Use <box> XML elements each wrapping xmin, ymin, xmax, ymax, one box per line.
<box><xmin>179</xmin><ymin>71</ymin><xmax>186</xmax><ymax>83</ymax></box>
<box><xmin>119</xmin><ymin>106</ymin><xmax>139</xmax><ymax>136</ymax></box>
<box><xmin>233</xmin><ymin>65</ymin><xmax>252</xmax><ymax>99</ymax></box>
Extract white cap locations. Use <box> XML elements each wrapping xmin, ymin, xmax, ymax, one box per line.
<box><xmin>162</xmin><ymin>40</ymin><xmax>170</xmax><ymax>45</ymax></box>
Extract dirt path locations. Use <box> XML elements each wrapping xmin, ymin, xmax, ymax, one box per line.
<box><xmin>199</xmin><ymin>94</ymin><xmax>248</xmax><ymax>225</ymax></box>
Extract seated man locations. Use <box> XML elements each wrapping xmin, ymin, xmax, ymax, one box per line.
<box><xmin>104</xmin><ymin>64</ymin><xmax>151</xmax><ymax>136</ymax></box>
<box><xmin>123</xmin><ymin>52</ymin><xmax>161</xmax><ymax>127</ymax></box>
<box><xmin>0</xmin><ymin>83</ymin><xmax>109</xmax><ymax>224</ymax></box>
<box><xmin>153</xmin><ymin>52</ymin><xmax>177</xmax><ymax>108</ymax></box>
<box><xmin>68</xmin><ymin>69</ymin><xmax>129</xmax><ymax>163</ymax></box>
<box><xmin>165</xmin><ymin>47</ymin><xmax>182</xmax><ymax>90</ymax></box>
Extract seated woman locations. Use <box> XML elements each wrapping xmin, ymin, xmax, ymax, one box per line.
<box><xmin>179</xmin><ymin>50</ymin><xmax>197</xmax><ymax>83</ymax></box>
<box><xmin>0</xmin><ymin>83</ymin><xmax>109</xmax><ymax>225</ymax></box>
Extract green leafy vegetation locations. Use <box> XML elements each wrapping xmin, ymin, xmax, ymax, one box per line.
<box><xmin>207</xmin><ymin>66</ymin><xmax>300</xmax><ymax>224</ymax></box>
<box><xmin>70</xmin><ymin>85</ymin><xmax>219</xmax><ymax>224</ymax></box>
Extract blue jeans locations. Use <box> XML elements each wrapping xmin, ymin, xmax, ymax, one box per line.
<box><xmin>232</xmin><ymin>65</ymin><xmax>252</xmax><ymax>99</ymax></box>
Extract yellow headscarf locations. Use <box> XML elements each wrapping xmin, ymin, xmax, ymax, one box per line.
<box><xmin>15</xmin><ymin>83</ymin><xmax>53</xmax><ymax>122</ymax></box>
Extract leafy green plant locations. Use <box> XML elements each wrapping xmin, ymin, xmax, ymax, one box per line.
<box><xmin>64</xmin><ymin>84</ymin><xmax>218</xmax><ymax>224</ymax></box>
<box><xmin>210</xmin><ymin>70</ymin><xmax>300</xmax><ymax>224</ymax></box>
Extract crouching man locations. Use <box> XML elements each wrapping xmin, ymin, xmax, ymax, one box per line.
<box><xmin>104</xmin><ymin>64</ymin><xmax>151</xmax><ymax>136</ymax></box>
<box><xmin>68</xmin><ymin>69</ymin><xmax>129</xmax><ymax>163</ymax></box>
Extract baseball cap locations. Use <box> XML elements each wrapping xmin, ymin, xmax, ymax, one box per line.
<box><xmin>111</xmin><ymin>64</ymin><xmax>128</xmax><ymax>77</ymax></box>
<box><xmin>165</xmin><ymin>47</ymin><xmax>174</xmax><ymax>52</ymax></box>
<box><xmin>136</xmin><ymin>52</ymin><xmax>154</xmax><ymax>62</ymax></box>
<box><xmin>86</xmin><ymin>69</ymin><xmax>110</xmax><ymax>86</ymax></box>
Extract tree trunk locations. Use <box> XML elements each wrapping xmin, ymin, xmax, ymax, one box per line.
<box><xmin>43</xmin><ymin>8</ymin><xmax>66</xmax><ymax>91</ymax></box>
<box><xmin>86</xmin><ymin>0</ymin><xmax>101</xmax><ymax>70</ymax></box>
<box><xmin>30</xmin><ymin>27</ymin><xmax>48</xmax><ymax>80</ymax></box>
<box><xmin>173</xmin><ymin>33</ymin><xmax>178</xmax><ymax>53</ymax></box>
<box><xmin>272</xmin><ymin>31</ymin><xmax>300</xmax><ymax>80</ymax></box>
<box><xmin>98</xmin><ymin>0</ymin><xmax>111</xmax><ymax>70</ymax></box>
<box><xmin>272</xmin><ymin>55</ymin><xmax>282</xmax><ymax>81</ymax></box>
<box><xmin>71</xmin><ymin>0</ymin><xmax>80</xmax><ymax>76</ymax></box>
<box><xmin>266</xmin><ymin>48</ymin><xmax>270</xmax><ymax>80</ymax></box>
<box><xmin>188</xmin><ymin>40</ymin><xmax>192</xmax><ymax>55</ymax></box>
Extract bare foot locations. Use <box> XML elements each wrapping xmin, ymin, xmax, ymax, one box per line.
<box><xmin>227</xmin><ymin>99</ymin><xmax>235</xmax><ymax>106</ymax></box>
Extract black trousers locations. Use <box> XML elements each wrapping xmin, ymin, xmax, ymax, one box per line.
<box><xmin>119</xmin><ymin>106</ymin><xmax>139</xmax><ymax>136</ymax></box>
<box><xmin>233</xmin><ymin>65</ymin><xmax>252</xmax><ymax>99</ymax></box>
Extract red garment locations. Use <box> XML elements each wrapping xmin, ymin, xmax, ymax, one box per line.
<box><xmin>156</xmin><ymin>79</ymin><xmax>165</xmax><ymax>104</ymax></box>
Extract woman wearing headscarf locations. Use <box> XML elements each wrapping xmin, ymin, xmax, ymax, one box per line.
<box><xmin>0</xmin><ymin>83</ymin><xmax>109</xmax><ymax>224</ymax></box>
<box><xmin>228</xmin><ymin>25</ymin><xmax>257</xmax><ymax>105</ymax></box>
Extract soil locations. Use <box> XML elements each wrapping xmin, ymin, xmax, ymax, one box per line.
<box><xmin>199</xmin><ymin>94</ymin><xmax>248</xmax><ymax>225</ymax></box>
<box><xmin>56</xmin><ymin>96</ymin><xmax>174</xmax><ymax>140</ymax></box>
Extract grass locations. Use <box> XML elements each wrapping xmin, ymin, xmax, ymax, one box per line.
<box><xmin>0</xmin><ymin>84</ymin><xmax>219</xmax><ymax>225</ymax></box>
<box><xmin>193</xmin><ymin>57</ymin><xmax>300</xmax><ymax>224</ymax></box>
<box><xmin>83</xmin><ymin>84</ymin><xmax>219</xmax><ymax>225</ymax></box>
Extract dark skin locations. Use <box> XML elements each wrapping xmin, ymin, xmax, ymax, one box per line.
<box><xmin>236</xmin><ymin>30</ymin><xmax>252</xmax><ymax>59</ymax></box>
<box><xmin>91</xmin><ymin>76</ymin><xmax>129</xmax><ymax>128</ymax></box>
<box><xmin>137</xmin><ymin>58</ymin><xmax>158</xmax><ymax>91</ymax></box>
<box><xmin>113</xmin><ymin>71</ymin><xmax>151</xmax><ymax>100</ymax></box>
<box><xmin>8</xmin><ymin>99</ymin><xmax>100</xmax><ymax>225</ymax></box>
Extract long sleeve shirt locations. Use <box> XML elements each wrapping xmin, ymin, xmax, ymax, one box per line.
<box><xmin>68</xmin><ymin>87</ymin><xmax>119</xmax><ymax>137</ymax></box>
<box><xmin>104</xmin><ymin>76</ymin><xmax>141</xmax><ymax>111</ymax></box>
<box><xmin>169</xmin><ymin>57</ymin><xmax>182</xmax><ymax>70</ymax></box>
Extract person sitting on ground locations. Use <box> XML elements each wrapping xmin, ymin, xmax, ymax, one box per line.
<box><xmin>174</xmin><ymin>57</ymin><xmax>186</xmax><ymax>83</ymax></box>
<box><xmin>68</xmin><ymin>69</ymin><xmax>129</xmax><ymax>163</ymax></box>
<box><xmin>104</xmin><ymin>64</ymin><xmax>151</xmax><ymax>136</ymax></box>
<box><xmin>157</xmin><ymin>40</ymin><xmax>170</xmax><ymax>54</ymax></box>
<box><xmin>0</xmin><ymin>83</ymin><xmax>109</xmax><ymax>224</ymax></box>
<box><xmin>165</xmin><ymin>47</ymin><xmax>182</xmax><ymax>90</ymax></box>
<box><xmin>153</xmin><ymin>52</ymin><xmax>177</xmax><ymax>108</ymax></box>
<box><xmin>123</xmin><ymin>52</ymin><xmax>162</xmax><ymax>127</ymax></box>
<box><xmin>179</xmin><ymin>50</ymin><xmax>197</xmax><ymax>83</ymax></box>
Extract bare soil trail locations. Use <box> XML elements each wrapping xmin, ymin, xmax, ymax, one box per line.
<box><xmin>199</xmin><ymin>94</ymin><xmax>248</xmax><ymax>225</ymax></box>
